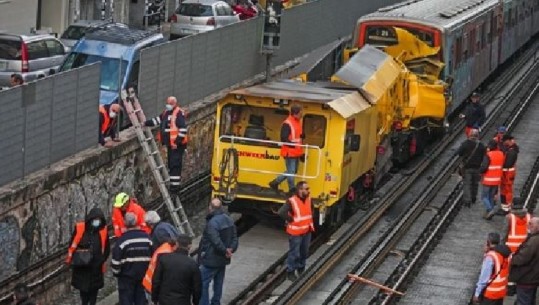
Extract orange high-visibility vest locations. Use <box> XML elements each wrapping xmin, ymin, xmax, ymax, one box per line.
<box><xmin>99</xmin><ymin>105</ymin><xmax>111</xmax><ymax>134</ymax></box>
<box><xmin>482</xmin><ymin>150</ymin><xmax>504</xmax><ymax>186</ymax></box>
<box><xmin>280</xmin><ymin>115</ymin><xmax>303</xmax><ymax>158</ymax></box>
<box><xmin>506</xmin><ymin>213</ymin><xmax>531</xmax><ymax>253</ymax></box>
<box><xmin>483</xmin><ymin>250</ymin><xmax>509</xmax><ymax>300</ymax></box>
<box><xmin>112</xmin><ymin>199</ymin><xmax>151</xmax><ymax>237</ymax></box>
<box><xmin>286</xmin><ymin>195</ymin><xmax>314</xmax><ymax>236</ymax></box>
<box><xmin>66</xmin><ymin>222</ymin><xmax>108</xmax><ymax>272</ymax></box>
<box><xmin>142</xmin><ymin>243</ymin><xmax>174</xmax><ymax>293</ymax></box>
<box><xmin>168</xmin><ymin>106</ymin><xmax>188</xmax><ymax>147</ymax></box>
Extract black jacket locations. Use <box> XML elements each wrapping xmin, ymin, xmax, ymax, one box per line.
<box><xmin>70</xmin><ymin>208</ymin><xmax>110</xmax><ymax>292</ymax></box>
<box><xmin>16</xmin><ymin>299</ymin><xmax>36</xmax><ymax>305</ymax></box>
<box><xmin>463</xmin><ymin>102</ymin><xmax>486</xmax><ymax>128</ymax></box>
<box><xmin>111</xmin><ymin>229</ymin><xmax>152</xmax><ymax>280</ymax></box>
<box><xmin>145</xmin><ymin>107</ymin><xmax>187</xmax><ymax>148</ymax></box>
<box><xmin>198</xmin><ymin>208</ymin><xmax>238</xmax><ymax>268</ymax></box>
<box><xmin>510</xmin><ymin>233</ymin><xmax>539</xmax><ymax>284</ymax></box>
<box><xmin>151</xmin><ymin>221</ymin><xmax>180</xmax><ymax>252</ymax></box>
<box><xmin>152</xmin><ymin>249</ymin><xmax>202</xmax><ymax>305</ymax></box>
<box><xmin>503</xmin><ymin>144</ymin><xmax>519</xmax><ymax>168</ymax></box>
<box><xmin>98</xmin><ymin>104</ymin><xmax>118</xmax><ymax>145</ymax></box>
<box><xmin>457</xmin><ymin>139</ymin><xmax>486</xmax><ymax>169</ymax></box>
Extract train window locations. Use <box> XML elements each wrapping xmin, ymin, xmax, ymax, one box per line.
<box><xmin>480</xmin><ymin>23</ymin><xmax>486</xmax><ymax>49</ymax></box>
<box><xmin>303</xmin><ymin>114</ymin><xmax>326</xmax><ymax>148</ymax></box>
<box><xmin>456</xmin><ymin>36</ymin><xmax>463</xmax><ymax>66</ymax></box>
<box><xmin>365</xmin><ymin>26</ymin><xmax>398</xmax><ymax>46</ymax></box>
<box><xmin>469</xmin><ymin>29</ymin><xmax>476</xmax><ymax>55</ymax></box>
<box><xmin>219</xmin><ymin>104</ymin><xmax>287</xmax><ymax>148</ymax></box>
<box><xmin>487</xmin><ymin>15</ymin><xmax>493</xmax><ymax>42</ymax></box>
<box><xmin>463</xmin><ymin>33</ymin><xmax>469</xmax><ymax>61</ymax></box>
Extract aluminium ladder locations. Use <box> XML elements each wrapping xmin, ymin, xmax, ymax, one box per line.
<box><xmin>121</xmin><ymin>88</ymin><xmax>194</xmax><ymax>237</ymax></box>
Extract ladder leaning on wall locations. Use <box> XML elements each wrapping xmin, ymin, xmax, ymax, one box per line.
<box><xmin>121</xmin><ymin>88</ymin><xmax>194</xmax><ymax>237</ymax></box>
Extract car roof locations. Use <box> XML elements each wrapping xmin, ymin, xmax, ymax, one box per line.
<box><xmin>82</xmin><ymin>24</ymin><xmax>162</xmax><ymax>46</ymax></box>
<box><xmin>0</xmin><ymin>33</ymin><xmax>59</xmax><ymax>42</ymax></box>
<box><xmin>182</xmin><ymin>0</ymin><xmax>226</xmax><ymax>5</ymax></box>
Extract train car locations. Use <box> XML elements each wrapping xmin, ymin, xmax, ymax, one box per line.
<box><xmin>353</xmin><ymin>0</ymin><xmax>539</xmax><ymax>110</ymax></box>
<box><xmin>211</xmin><ymin>45</ymin><xmax>446</xmax><ymax>225</ymax></box>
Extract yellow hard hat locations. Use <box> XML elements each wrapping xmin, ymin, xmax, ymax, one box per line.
<box><xmin>114</xmin><ymin>192</ymin><xmax>130</xmax><ymax>208</ymax></box>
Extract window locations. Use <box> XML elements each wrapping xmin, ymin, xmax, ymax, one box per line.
<box><xmin>462</xmin><ymin>33</ymin><xmax>469</xmax><ymax>61</ymax></box>
<box><xmin>343</xmin><ymin>119</ymin><xmax>356</xmax><ymax>154</ymax></box>
<box><xmin>222</xmin><ymin>4</ymin><xmax>234</xmax><ymax>16</ymax></box>
<box><xmin>215</xmin><ymin>4</ymin><xmax>227</xmax><ymax>16</ymax></box>
<box><xmin>303</xmin><ymin>114</ymin><xmax>326</xmax><ymax>148</ymax></box>
<box><xmin>27</xmin><ymin>41</ymin><xmax>49</xmax><ymax>60</ymax></box>
<box><xmin>127</xmin><ymin>60</ymin><xmax>140</xmax><ymax>89</ymax></box>
<box><xmin>60</xmin><ymin>25</ymin><xmax>87</xmax><ymax>40</ymax></box>
<box><xmin>60</xmin><ymin>52</ymin><xmax>128</xmax><ymax>92</ymax></box>
<box><xmin>45</xmin><ymin>40</ymin><xmax>64</xmax><ymax>56</ymax></box>
<box><xmin>0</xmin><ymin>38</ymin><xmax>21</xmax><ymax>60</ymax></box>
<box><xmin>456</xmin><ymin>36</ymin><xmax>463</xmax><ymax>66</ymax></box>
<box><xmin>178</xmin><ymin>3</ymin><xmax>214</xmax><ymax>16</ymax></box>
<box><xmin>469</xmin><ymin>29</ymin><xmax>476</xmax><ymax>55</ymax></box>
<box><xmin>481</xmin><ymin>23</ymin><xmax>486</xmax><ymax>49</ymax></box>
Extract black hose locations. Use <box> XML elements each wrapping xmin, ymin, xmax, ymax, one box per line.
<box><xmin>219</xmin><ymin>147</ymin><xmax>239</xmax><ymax>203</ymax></box>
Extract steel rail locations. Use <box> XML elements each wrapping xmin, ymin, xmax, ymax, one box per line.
<box><xmin>274</xmin><ymin>39</ymin><xmax>539</xmax><ymax>305</ymax></box>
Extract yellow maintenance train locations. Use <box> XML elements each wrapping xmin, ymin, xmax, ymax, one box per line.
<box><xmin>211</xmin><ymin>28</ymin><xmax>448</xmax><ymax>225</ymax></box>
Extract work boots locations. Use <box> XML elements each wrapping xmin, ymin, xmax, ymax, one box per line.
<box><xmin>287</xmin><ymin>271</ymin><xmax>298</xmax><ymax>281</ymax></box>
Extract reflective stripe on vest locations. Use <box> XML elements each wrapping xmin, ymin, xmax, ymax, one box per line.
<box><xmin>482</xmin><ymin>151</ymin><xmax>505</xmax><ymax>186</ymax></box>
<box><xmin>286</xmin><ymin>195</ymin><xmax>314</xmax><ymax>236</ymax></box>
<box><xmin>280</xmin><ymin>115</ymin><xmax>303</xmax><ymax>158</ymax></box>
<box><xmin>142</xmin><ymin>243</ymin><xmax>174</xmax><ymax>293</ymax></box>
<box><xmin>112</xmin><ymin>200</ymin><xmax>151</xmax><ymax>238</ymax></box>
<box><xmin>169</xmin><ymin>106</ymin><xmax>188</xmax><ymax>147</ymax></box>
<box><xmin>503</xmin><ymin>168</ymin><xmax>516</xmax><ymax>172</ymax></box>
<box><xmin>484</xmin><ymin>251</ymin><xmax>509</xmax><ymax>300</ymax></box>
<box><xmin>506</xmin><ymin>213</ymin><xmax>531</xmax><ymax>252</ymax></box>
<box><xmin>99</xmin><ymin>105</ymin><xmax>111</xmax><ymax>134</ymax></box>
<box><xmin>66</xmin><ymin>222</ymin><xmax>108</xmax><ymax>272</ymax></box>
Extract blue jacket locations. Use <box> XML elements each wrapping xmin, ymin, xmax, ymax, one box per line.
<box><xmin>198</xmin><ymin>208</ymin><xmax>238</xmax><ymax>268</ymax></box>
<box><xmin>151</xmin><ymin>221</ymin><xmax>179</xmax><ymax>251</ymax></box>
<box><xmin>111</xmin><ymin>229</ymin><xmax>152</xmax><ymax>280</ymax></box>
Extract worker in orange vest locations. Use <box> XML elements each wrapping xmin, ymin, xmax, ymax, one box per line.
<box><xmin>481</xmin><ymin>140</ymin><xmax>505</xmax><ymax>220</ymax></box>
<box><xmin>473</xmin><ymin>232</ymin><xmax>511</xmax><ymax>304</ymax></box>
<box><xmin>500</xmin><ymin>135</ymin><xmax>519</xmax><ymax>212</ymax></box>
<box><xmin>98</xmin><ymin>103</ymin><xmax>122</xmax><ymax>147</ymax></box>
<box><xmin>504</xmin><ymin>198</ymin><xmax>531</xmax><ymax>253</ymax></box>
<box><xmin>278</xmin><ymin>181</ymin><xmax>314</xmax><ymax>281</ymax></box>
<box><xmin>145</xmin><ymin>96</ymin><xmax>188</xmax><ymax>193</ymax></box>
<box><xmin>142</xmin><ymin>237</ymin><xmax>176</xmax><ymax>296</ymax></box>
<box><xmin>66</xmin><ymin>207</ymin><xmax>110</xmax><ymax>305</ymax></box>
<box><xmin>112</xmin><ymin>192</ymin><xmax>150</xmax><ymax>238</ymax></box>
<box><xmin>269</xmin><ymin>105</ymin><xmax>305</xmax><ymax>194</ymax></box>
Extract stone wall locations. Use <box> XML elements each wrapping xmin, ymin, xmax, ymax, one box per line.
<box><xmin>0</xmin><ymin>106</ymin><xmax>216</xmax><ymax>282</ymax></box>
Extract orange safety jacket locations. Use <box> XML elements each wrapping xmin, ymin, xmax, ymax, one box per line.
<box><xmin>99</xmin><ymin>105</ymin><xmax>111</xmax><ymax>134</ymax></box>
<box><xmin>483</xmin><ymin>250</ymin><xmax>509</xmax><ymax>300</ymax></box>
<box><xmin>66</xmin><ymin>222</ymin><xmax>108</xmax><ymax>272</ymax></box>
<box><xmin>280</xmin><ymin>115</ymin><xmax>303</xmax><ymax>158</ymax></box>
<box><xmin>506</xmin><ymin>213</ymin><xmax>531</xmax><ymax>253</ymax></box>
<box><xmin>482</xmin><ymin>150</ymin><xmax>504</xmax><ymax>186</ymax></box>
<box><xmin>168</xmin><ymin>106</ymin><xmax>188</xmax><ymax>147</ymax></box>
<box><xmin>142</xmin><ymin>243</ymin><xmax>174</xmax><ymax>293</ymax></box>
<box><xmin>112</xmin><ymin>199</ymin><xmax>151</xmax><ymax>237</ymax></box>
<box><xmin>286</xmin><ymin>195</ymin><xmax>314</xmax><ymax>236</ymax></box>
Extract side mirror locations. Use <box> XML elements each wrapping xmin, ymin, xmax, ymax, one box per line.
<box><xmin>49</xmin><ymin>68</ymin><xmax>56</xmax><ymax>75</ymax></box>
<box><xmin>349</xmin><ymin>134</ymin><xmax>361</xmax><ymax>152</ymax></box>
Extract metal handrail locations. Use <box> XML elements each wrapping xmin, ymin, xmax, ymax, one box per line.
<box><xmin>217</xmin><ymin>135</ymin><xmax>322</xmax><ymax>179</ymax></box>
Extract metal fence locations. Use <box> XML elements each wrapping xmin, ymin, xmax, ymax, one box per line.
<box><xmin>138</xmin><ymin>0</ymin><xmax>399</xmax><ymax>118</ymax></box>
<box><xmin>0</xmin><ymin>64</ymin><xmax>101</xmax><ymax>186</ymax></box>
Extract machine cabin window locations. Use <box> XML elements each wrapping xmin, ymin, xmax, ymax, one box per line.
<box><xmin>302</xmin><ymin>114</ymin><xmax>326</xmax><ymax>148</ymax></box>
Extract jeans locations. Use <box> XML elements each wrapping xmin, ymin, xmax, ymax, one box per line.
<box><xmin>482</xmin><ymin>185</ymin><xmax>498</xmax><ymax>212</ymax></box>
<box><xmin>79</xmin><ymin>290</ymin><xmax>98</xmax><ymax>305</ymax></box>
<box><xmin>200</xmin><ymin>265</ymin><xmax>226</xmax><ymax>305</ymax></box>
<box><xmin>287</xmin><ymin>233</ymin><xmax>311</xmax><ymax>272</ymax></box>
<box><xmin>463</xmin><ymin>168</ymin><xmax>481</xmax><ymax>204</ymax></box>
<box><xmin>118</xmin><ymin>277</ymin><xmax>146</xmax><ymax>305</ymax></box>
<box><xmin>516</xmin><ymin>285</ymin><xmax>537</xmax><ymax>305</ymax></box>
<box><xmin>274</xmin><ymin>157</ymin><xmax>299</xmax><ymax>191</ymax></box>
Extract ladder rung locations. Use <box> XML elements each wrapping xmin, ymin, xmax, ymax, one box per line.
<box><xmin>145</xmin><ymin>138</ymin><xmax>153</xmax><ymax>142</ymax></box>
<box><xmin>150</xmin><ymin>151</ymin><xmax>159</xmax><ymax>155</ymax></box>
<box><xmin>133</xmin><ymin>108</ymin><xmax>143</xmax><ymax>113</ymax></box>
<box><xmin>154</xmin><ymin>165</ymin><xmax>165</xmax><ymax>170</ymax></box>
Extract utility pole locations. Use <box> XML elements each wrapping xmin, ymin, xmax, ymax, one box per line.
<box><xmin>260</xmin><ymin>0</ymin><xmax>282</xmax><ymax>82</ymax></box>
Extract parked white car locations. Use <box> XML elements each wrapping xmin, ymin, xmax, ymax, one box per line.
<box><xmin>169</xmin><ymin>0</ymin><xmax>240</xmax><ymax>40</ymax></box>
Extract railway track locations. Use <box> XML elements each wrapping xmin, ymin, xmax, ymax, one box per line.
<box><xmin>232</xmin><ymin>39</ymin><xmax>539</xmax><ymax>305</ymax></box>
<box><xmin>0</xmin><ymin>172</ymin><xmax>211</xmax><ymax>305</ymax></box>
